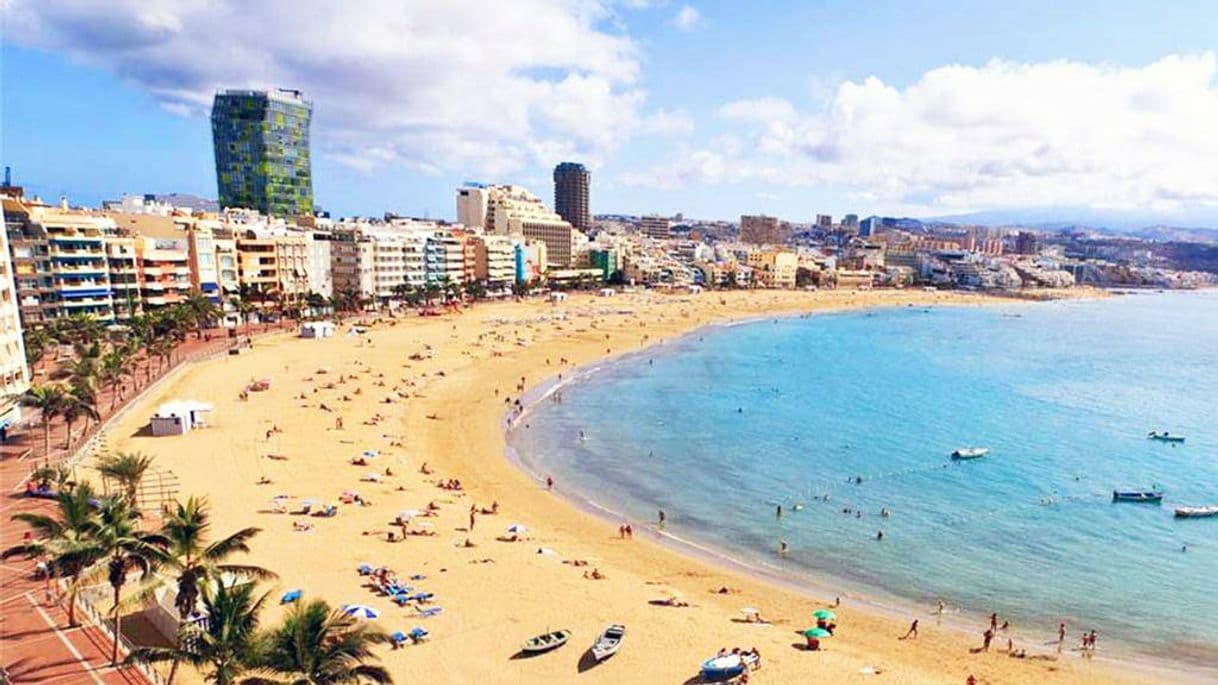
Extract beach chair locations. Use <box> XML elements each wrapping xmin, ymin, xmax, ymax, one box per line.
<box><xmin>410</xmin><ymin>573</ymin><xmax>426</xmax><ymax>581</ymax></box>
<box><xmin>409</xmin><ymin>592</ymin><xmax>435</xmax><ymax>604</ymax></box>
<box><xmin>280</xmin><ymin>589</ymin><xmax>303</xmax><ymax>604</ymax></box>
<box><xmin>416</xmin><ymin>606</ymin><xmax>443</xmax><ymax>618</ymax></box>
<box><xmin>409</xmin><ymin>627</ymin><xmax>430</xmax><ymax>643</ymax></box>
<box><xmin>358</xmin><ymin>564</ymin><xmax>373</xmax><ymax>575</ymax></box>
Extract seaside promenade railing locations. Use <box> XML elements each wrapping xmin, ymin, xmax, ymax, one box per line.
<box><xmin>63</xmin><ymin>580</ymin><xmax>169</xmax><ymax>685</ymax></box>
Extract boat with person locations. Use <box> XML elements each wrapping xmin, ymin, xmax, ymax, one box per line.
<box><xmin>1147</xmin><ymin>431</ymin><xmax>1185</xmax><ymax>443</ymax></box>
<box><xmin>950</xmin><ymin>447</ymin><xmax>989</xmax><ymax>460</ymax></box>
<box><xmin>1112</xmin><ymin>490</ymin><xmax>1164</xmax><ymax>503</ymax></box>
<box><xmin>589</xmin><ymin>624</ymin><xmax>625</xmax><ymax>661</ymax></box>
<box><xmin>1174</xmin><ymin>505</ymin><xmax>1218</xmax><ymax>519</ymax></box>
<box><xmin>521</xmin><ymin>629</ymin><xmax>571</xmax><ymax>654</ymax></box>
<box><xmin>700</xmin><ymin>654</ymin><xmax>747</xmax><ymax>681</ymax></box>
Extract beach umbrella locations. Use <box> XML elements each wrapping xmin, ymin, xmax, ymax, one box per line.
<box><xmin>506</xmin><ymin>524</ymin><xmax>528</xmax><ymax>534</ymax></box>
<box><xmin>813</xmin><ymin>609</ymin><xmax>836</xmax><ymax>621</ymax></box>
<box><xmin>341</xmin><ymin>604</ymin><xmax>381</xmax><ymax>620</ymax></box>
<box><xmin>803</xmin><ymin>627</ymin><xmax>832</xmax><ymax>638</ymax></box>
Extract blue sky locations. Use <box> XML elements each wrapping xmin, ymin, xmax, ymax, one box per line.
<box><xmin>4</xmin><ymin>1</ymin><xmax>1218</xmax><ymax>224</ymax></box>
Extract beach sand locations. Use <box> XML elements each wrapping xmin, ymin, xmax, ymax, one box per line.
<box><xmin>96</xmin><ymin>287</ymin><xmax>1182</xmax><ymax>685</ymax></box>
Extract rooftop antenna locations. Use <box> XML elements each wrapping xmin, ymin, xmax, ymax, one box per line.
<box><xmin>3</xmin><ymin>166</ymin><xmax>10</xmax><ymax>187</ymax></box>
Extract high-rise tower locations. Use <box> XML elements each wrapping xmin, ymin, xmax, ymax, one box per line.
<box><xmin>211</xmin><ymin>89</ymin><xmax>313</xmax><ymax>217</ymax></box>
<box><xmin>553</xmin><ymin>162</ymin><xmax>590</xmax><ymax>232</ymax></box>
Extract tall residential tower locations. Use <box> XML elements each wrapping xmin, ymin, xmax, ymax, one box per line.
<box><xmin>553</xmin><ymin>162</ymin><xmax>590</xmax><ymax>232</ymax></box>
<box><xmin>211</xmin><ymin>89</ymin><xmax>314</xmax><ymax>218</ymax></box>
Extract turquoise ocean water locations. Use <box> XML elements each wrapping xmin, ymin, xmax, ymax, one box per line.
<box><xmin>508</xmin><ymin>291</ymin><xmax>1218</xmax><ymax>671</ymax></box>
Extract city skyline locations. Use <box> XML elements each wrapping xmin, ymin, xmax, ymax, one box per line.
<box><xmin>5</xmin><ymin>2</ymin><xmax>1218</xmax><ymax>226</ymax></box>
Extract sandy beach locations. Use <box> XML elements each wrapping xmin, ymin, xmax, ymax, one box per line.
<box><xmin>92</xmin><ymin>287</ymin><xmax>1186</xmax><ymax>685</ymax></box>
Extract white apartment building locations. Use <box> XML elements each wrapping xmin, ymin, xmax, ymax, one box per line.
<box><xmin>306</xmin><ymin>233</ymin><xmax>333</xmax><ymax>298</ymax></box>
<box><xmin>425</xmin><ymin>231</ymin><xmax>465</xmax><ymax>285</ymax></box>
<box><xmin>0</xmin><ymin>203</ymin><xmax>29</xmax><ymax>426</ymax></box>
<box><xmin>483</xmin><ymin>185</ymin><xmax>582</xmax><ymax>268</ymax></box>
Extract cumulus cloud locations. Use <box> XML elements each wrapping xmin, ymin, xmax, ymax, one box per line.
<box><xmin>671</xmin><ymin>5</ymin><xmax>701</xmax><ymax>31</ymax></box>
<box><xmin>5</xmin><ymin>0</ymin><xmax>668</xmax><ymax>175</ymax></box>
<box><xmin>624</xmin><ymin>54</ymin><xmax>1218</xmax><ymax>215</ymax></box>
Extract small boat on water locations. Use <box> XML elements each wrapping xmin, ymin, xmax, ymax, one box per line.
<box><xmin>1147</xmin><ymin>431</ymin><xmax>1185</xmax><ymax>443</ymax></box>
<box><xmin>590</xmin><ymin>624</ymin><xmax>625</xmax><ymax>661</ymax></box>
<box><xmin>521</xmin><ymin>629</ymin><xmax>571</xmax><ymax>654</ymax></box>
<box><xmin>951</xmin><ymin>447</ymin><xmax>989</xmax><ymax>460</ymax></box>
<box><xmin>1112</xmin><ymin>490</ymin><xmax>1163</xmax><ymax>503</ymax></box>
<box><xmin>1175</xmin><ymin>506</ymin><xmax>1218</xmax><ymax>519</ymax></box>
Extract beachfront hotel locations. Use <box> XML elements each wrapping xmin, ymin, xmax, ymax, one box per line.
<box><xmin>211</xmin><ymin>89</ymin><xmax>314</xmax><ymax>218</ymax></box>
<box><xmin>0</xmin><ymin>199</ymin><xmax>29</xmax><ymax>430</ymax></box>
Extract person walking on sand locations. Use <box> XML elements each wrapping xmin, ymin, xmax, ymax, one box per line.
<box><xmin>982</xmin><ymin>628</ymin><xmax>994</xmax><ymax>651</ymax></box>
<box><xmin>902</xmin><ymin>619</ymin><xmax>919</xmax><ymax>639</ymax></box>
<box><xmin>1089</xmin><ymin>630</ymin><xmax>1098</xmax><ymax>651</ymax></box>
<box><xmin>546</xmin><ymin>475</ymin><xmax>554</xmax><ymax>490</ymax></box>
<box><xmin>469</xmin><ymin>510</ymin><xmax>476</xmax><ymax>531</ymax></box>
<box><xmin>658</xmin><ymin>509</ymin><xmax>666</xmax><ymax>526</ymax></box>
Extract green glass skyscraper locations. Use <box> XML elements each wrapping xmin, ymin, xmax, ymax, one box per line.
<box><xmin>211</xmin><ymin>89</ymin><xmax>314</xmax><ymax>217</ymax></box>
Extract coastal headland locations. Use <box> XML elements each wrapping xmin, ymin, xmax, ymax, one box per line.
<box><xmin>98</xmin><ymin>287</ymin><xmax>1194</xmax><ymax>685</ymax></box>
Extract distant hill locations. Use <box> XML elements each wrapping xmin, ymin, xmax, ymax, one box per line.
<box><xmin>155</xmin><ymin>193</ymin><xmax>219</xmax><ymax>212</ymax></box>
<box><xmin>1131</xmin><ymin>226</ymin><xmax>1218</xmax><ymax>245</ymax></box>
<box><xmin>926</xmin><ymin>207</ymin><xmax>1218</xmax><ymax>234</ymax></box>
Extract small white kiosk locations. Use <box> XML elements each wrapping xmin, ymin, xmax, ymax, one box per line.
<box><xmin>149</xmin><ymin>400</ymin><xmax>214</xmax><ymax>436</ymax></box>
<box><xmin>299</xmin><ymin>321</ymin><xmax>336</xmax><ymax>339</ymax></box>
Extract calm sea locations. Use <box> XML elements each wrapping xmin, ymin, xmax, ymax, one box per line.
<box><xmin>508</xmin><ymin>290</ymin><xmax>1218</xmax><ymax>670</ymax></box>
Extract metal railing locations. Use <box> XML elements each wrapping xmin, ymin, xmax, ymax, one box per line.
<box><xmin>67</xmin><ymin>581</ymin><xmax>169</xmax><ymax>685</ymax></box>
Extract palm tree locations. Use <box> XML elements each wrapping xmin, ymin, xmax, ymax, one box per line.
<box><xmin>89</xmin><ymin>497</ymin><xmax>166</xmax><ymax>664</ymax></box>
<box><xmin>183</xmin><ymin>291</ymin><xmax>220</xmax><ymax>339</ymax></box>
<box><xmin>61</xmin><ymin>384</ymin><xmax>100</xmax><ymax>449</ymax></box>
<box><xmin>151</xmin><ymin>497</ymin><xmax>275</xmax><ymax>684</ymax></box>
<box><xmin>23</xmin><ymin>327</ymin><xmax>52</xmax><ymax>373</ymax></box>
<box><xmin>12</xmin><ymin>384</ymin><xmax>68</xmax><ymax>455</ymax></box>
<box><xmin>2</xmin><ymin>484</ymin><xmax>105</xmax><ymax>626</ymax></box>
<box><xmin>129</xmin><ymin>581</ymin><xmax>268</xmax><ymax>685</ymax></box>
<box><xmin>30</xmin><ymin>463</ymin><xmax>73</xmax><ymax>492</ymax></box>
<box><xmin>243</xmin><ymin>600</ymin><xmax>391</xmax><ymax>685</ymax></box>
<box><xmin>233</xmin><ymin>298</ymin><xmax>257</xmax><ymax>340</ymax></box>
<box><xmin>96</xmin><ymin>452</ymin><xmax>154</xmax><ymax>506</ymax></box>
<box><xmin>422</xmin><ymin>282</ymin><xmax>441</xmax><ymax>307</ymax></box>
<box><xmin>99</xmin><ymin>348</ymin><xmax>131</xmax><ymax>412</ymax></box>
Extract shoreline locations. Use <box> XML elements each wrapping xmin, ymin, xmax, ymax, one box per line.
<box><xmin>97</xmin><ymin>287</ymin><xmax>1208</xmax><ymax>684</ymax></box>
<box><xmin>501</xmin><ymin>296</ymin><xmax>1210</xmax><ymax>683</ymax></box>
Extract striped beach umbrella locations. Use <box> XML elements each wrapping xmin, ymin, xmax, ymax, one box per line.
<box><xmin>341</xmin><ymin>604</ymin><xmax>380</xmax><ymax>620</ymax></box>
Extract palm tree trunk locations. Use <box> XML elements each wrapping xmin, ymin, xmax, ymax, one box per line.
<box><xmin>111</xmin><ymin>581</ymin><xmax>123</xmax><ymax>665</ymax></box>
<box><xmin>66</xmin><ymin>579</ymin><xmax>78</xmax><ymax>627</ymax></box>
<box><xmin>43</xmin><ymin>419</ymin><xmax>51</xmax><ymax>456</ymax></box>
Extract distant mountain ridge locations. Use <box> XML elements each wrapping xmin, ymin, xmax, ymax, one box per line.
<box><xmin>925</xmin><ymin>207</ymin><xmax>1218</xmax><ymax>242</ymax></box>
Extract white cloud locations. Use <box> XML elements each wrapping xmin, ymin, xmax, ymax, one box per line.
<box><xmin>625</xmin><ymin>54</ymin><xmax>1218</xmax><ymax>215</ymax></box>
<box><xmin>671</xmin><ymin>5</ymin><xmax>701</xmax><ymax>31</ymax></box>
<box><xmin>4</xmin><ymin>0</ymin><xmax>660</xmax><ymax>176</ymax></box>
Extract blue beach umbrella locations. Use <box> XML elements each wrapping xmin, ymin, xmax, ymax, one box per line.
<box><xmin>341</xmin><ymin>604</ymin><xmax>381</xmax><ymax>620</ymax></box>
